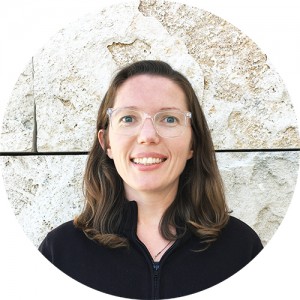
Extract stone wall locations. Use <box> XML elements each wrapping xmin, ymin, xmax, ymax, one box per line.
<box><xmin>0</xmin><ymin>0</ymin><xmax>299</xmax><ymax>247</ymax></box>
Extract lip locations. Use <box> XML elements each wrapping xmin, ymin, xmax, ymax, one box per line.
<box><xmin>130</xmin><ymin>152</ymin><xmax>168</xmax><ymax>171</ymax></box>
<box><xmin>130</xmin><ymin>152</ymin><xmax>168</xmax><ymax>159</ymax></box>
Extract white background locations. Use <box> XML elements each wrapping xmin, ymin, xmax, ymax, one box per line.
<box><xmin>0</xmin><ymin>0</ymin><xmax>299</xmax><ymax>299</ymax></box>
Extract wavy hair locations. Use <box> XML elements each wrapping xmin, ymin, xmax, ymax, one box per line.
<box><xmin>74</xmin><ymin>60</ymin><xmax>230</xmax><ymax>248</ymax></box>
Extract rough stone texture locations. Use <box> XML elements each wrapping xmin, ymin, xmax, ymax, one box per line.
<box><xmin>138</xmin><ymin>0</ymin><xmax>299</xmax><ymax>149</ymax></box>
<box><xmin>30</xmin><ymin>0</ymin><xmax>203</xmax><ymax>152</ymax></box>
<box><xmin>1</xmin><ymin>152</ymin><xmax>298</xmax><ymax>247</ymax></box>
<box><xmin>0</xmin><ymin>0</ymin><xmax>299</xmax><ymax>152</ymax></box>
<box><xmin>0</xmin><ymin>61</ymin><xmax>35</xmax><ymax>152</ymax></box>
<box><xmin>0</xmin><ymin>155</ymin><xmax>86</xmax><ymax>246</ymax></box>
<box><xmin>218</xmin><ymin>152</ymin><xmax>299</xmax><ymax>245</ymax></box>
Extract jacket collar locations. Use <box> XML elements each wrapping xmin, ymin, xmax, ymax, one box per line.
<box><xmin>120</xmin><ymin>200</ymin><xmax>192</xmax><ymax>244</ymax></box>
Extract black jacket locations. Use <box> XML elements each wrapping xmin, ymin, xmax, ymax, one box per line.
<box><xmin>39</xmin><ymin>201</ymin><xmax>263</xmax><ymax>299</ymax></box>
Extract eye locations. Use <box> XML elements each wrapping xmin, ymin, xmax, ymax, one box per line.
<box><xmin>156</xmin><ymin>111</ymin><xmax>182</xmax><ymax>127</ymax></box>
<box><xmin>164</xmin><ymin>116</ymin><xmax>177</xmax><ymax>123</ymax></box>
<box><xmin>121</xmin><ymin>115</ymin><xmax>134</xmax><ymax>123</ymax></box>
<box><xmin>113</xmin><ymin>109</ymin><xmax>141</xmax><ymax>128</ymax></box>
<box><xmin>160</xmin><ymin>114</ymin><xmax>180</xmax><ymax>125</ymax></box>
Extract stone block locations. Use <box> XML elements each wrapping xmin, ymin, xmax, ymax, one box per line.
<box><xmin>0</xmin><ymin>155</ymin><xmax>86</xmax><ymax>246</ymax></box>
<box><xmin>0</xmin><ymin>61</ymin><xmax>35</xmax><ymax>152</ymax></box>
<box><xmin>138</xmin><ymin>0</ymin><xmax>300</xmax><ymax>149</ymax></box>
<box><xmin>217</xmin><ymin>151</ymin><xmax>299</xmax><ymax>245</ymax></box>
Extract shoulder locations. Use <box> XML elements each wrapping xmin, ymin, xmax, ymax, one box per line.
<box><xmin>38</xmin><ymin>220</ymin><xmax>92</xmax><ymax>261</ymax></box>
<box><xmin>43</xmin><ymin>220</ymin><xmax>83</xmax><ymax>243</ymax></box>
<box><xmin>217</xmin><ymin>216</ymin><xmax>263</xmax><ymax>258</ymax></box>
<box><xmin>225</xmin><ymin>216</ymin><xmax>259</xmax><ymax>237</ymax></box>
<box><xmin>48</xmin><ymin>220</ymin><xmax>80</xmax><ymax>236</ymax></box>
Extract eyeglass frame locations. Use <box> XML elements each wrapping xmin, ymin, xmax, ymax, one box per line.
<box><xmin>106</xmin><ymin>107</ymin><xmax>192</xmax><ymax>138</ymax></box>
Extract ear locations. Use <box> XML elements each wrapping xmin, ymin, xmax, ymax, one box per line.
<box><xmin>187</xmin><ymin>149</ymin><xmax>193</xmax><ymax>160</ymax></box>
<box><xmin>187</xmin><ymin>138</ymin><xmax>194</xmax><ymax>160</ymax></box>
<box><xmin>98</xmin><ymin>129</ymin><xmax>113</xmax><ymax>159</ymax></box>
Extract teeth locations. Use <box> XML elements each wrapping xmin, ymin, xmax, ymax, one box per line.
<box><xmin>132</xmin><ymin>157</ymin><xmax>165</xmax><ymax>165</ymax></box>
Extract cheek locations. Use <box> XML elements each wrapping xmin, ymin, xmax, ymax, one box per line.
<box><xmin>107</xmin><ymin>134</ymin><xmax>132</xmax><ymax>162</ymax></box>
<box><xmin>170</xmin><ymin>140</ymin><xmax>193</xmax><ymax>164</ymax></box>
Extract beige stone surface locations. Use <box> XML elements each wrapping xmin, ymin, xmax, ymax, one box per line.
<box><xmin>0</xmin><ymin>61</ymin><xmax>35</xmax><ymax>152</ymax></box>
<box><xmin>1</xmin><ymin>151</ymin><xmax>298</xmax><ymax>247</ymax></box>
<box><xmin>218</xmin><ymin>151</ymin><xmax>299</xmax><ymax>245</ymax></box>
<box><xmin>30</xmin><ymin>0</ymin><xmax>203</xmax><ymax>152</ymax></box>
<box><xmin>138</xmin><ymin>0</ymin><xmax>300</xmax><ymax>149</ymax></box>
<box><xmin>0</xmin><ymin>155</ymin><xmax>86</xmax><ymax>246</ymax></box>
<box><xmin>0</xmin><ymin>0</ymin><xmax>299</xmax><ymax>152</ymax></box>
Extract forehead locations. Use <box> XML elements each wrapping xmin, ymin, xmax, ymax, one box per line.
<box><xmin>113</xmin><ymin>74</ymin><xmax>188</xmax><ymax>111</ymax></box>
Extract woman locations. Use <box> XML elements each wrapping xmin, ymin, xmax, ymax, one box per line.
<box><xmin>39</xmin><ymin>60</ymin><xmax>263</xmax><ymax>299</ymax></box>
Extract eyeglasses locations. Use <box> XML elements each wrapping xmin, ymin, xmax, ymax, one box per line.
<box><xmin>107</xmin><ymin>107</ymin><xmax>192</xmax><ymax>138</ymax></box>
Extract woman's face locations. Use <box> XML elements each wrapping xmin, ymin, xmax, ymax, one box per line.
<box><xmin>100</xmin><ymin>74</ymin><xmax>193</xmax><ymax>198</ymax></box>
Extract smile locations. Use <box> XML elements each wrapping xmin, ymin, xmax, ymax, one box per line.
<box><xmin>131</xmin><ymin>157</ymin><xmax>167</xmax><ymax>165</ymax></box>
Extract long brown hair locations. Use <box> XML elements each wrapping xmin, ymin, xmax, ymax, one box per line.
<box><xmin>74</xmin><ymin>60</ymin><xmax>229</xmax><ymax>248</ymax></box>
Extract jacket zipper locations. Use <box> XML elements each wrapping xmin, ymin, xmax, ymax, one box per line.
<box><xmin>133</xmin><ymin>234</ymin><xmax>162</xmax><ymax>299</ymax></box>
<box><xmin>152</xmin><ymin>262</ymin><xmax>160</xmax><ymax>300</ymax></box>
<box><xmin>134</xmin><ymin>236</ymin><xmax>180</xmax><ymax>299</ymax></box>
<box><xmin>151</xmin><ymin>240</ymin><xmax>179</xmax><ymax>299</ymax></box>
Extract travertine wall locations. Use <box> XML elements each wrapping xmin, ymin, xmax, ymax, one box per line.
<box><xmin>0</xmin><ymin>0</ymin><xmax>299</xmax><ymax>247</ymax></box>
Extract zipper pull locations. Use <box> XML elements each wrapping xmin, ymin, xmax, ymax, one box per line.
<box><xmin>153</xmin><ymin>261</ymin><xmax>160</xmax><ymax>272</ymax></box>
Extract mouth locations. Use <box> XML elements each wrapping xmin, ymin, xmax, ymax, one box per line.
<box><xmin>130</xmin><ymin>157</ymin><xmax>167</xmax><ymax>166</ymax></box>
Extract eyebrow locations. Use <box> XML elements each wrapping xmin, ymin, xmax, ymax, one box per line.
<box><xmin>117</xmin><ymin>106</ymin><xmax>182</xmax><ymax>111</ymax></box>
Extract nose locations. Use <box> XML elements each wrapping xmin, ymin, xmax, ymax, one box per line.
<box><xmin>137</xmin><ymin>117</ymin><xmax>160</xmax><ymax>144</ymax></box>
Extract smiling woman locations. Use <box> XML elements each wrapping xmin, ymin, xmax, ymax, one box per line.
<box><xmin>38</xmin><ymin>60</ymin><xmax>263</xmax><ymax>299</ymax></box>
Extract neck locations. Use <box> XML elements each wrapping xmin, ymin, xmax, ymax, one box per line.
<box><xmin>125</xmin><ymin>184</ymin><xmax>177</xmax><ymax>227</ymax></box>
